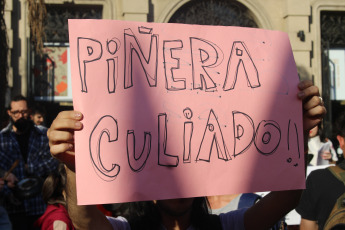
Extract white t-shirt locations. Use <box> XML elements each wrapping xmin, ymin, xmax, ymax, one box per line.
<box><xmin>308</xmin><ymin>136</ymin><xmax>338</xmax><ymax>166</ymax></box>
<box><xmin>107</xmin><ymin>208</ymin><xmax>246</xmax><ymax>230</ymax></box>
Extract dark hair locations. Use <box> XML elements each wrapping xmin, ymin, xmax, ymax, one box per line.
<box><xmin>31</xmin><ymin>103</ymin><xmax>46</xmax><ymax>116</ymax></box>
<box><xmin>11</xmin><ymin>95</ymin><xmax>27</xmax><ymax>103</ymax></box>
<box><xmin>9</xmin><ymin>95</ymin><xmax>28</xmax><ymax>110</ymax></box>
<box><xmin>127</xmin><ymin>201</ymin><xmax>161</xmax><ymax>229</ymax></box>
<box><xmin>317</xmin><ymin>122</ymin><xmax>329</xmax><ymax>143</ymax></box>
<box><xmin>42</xmin><ymin>163</ymin><xmax>66</xmax><ymax>205</ymax></box>
<box><xmin>334</xmin><ymin>114</ymin><xmax>345</xmax><ymax>138</ymax></box>
<box><xmin>127</xmin><ymin>197</ymin><xmax>221</xmax><ymax>230</ymax></box>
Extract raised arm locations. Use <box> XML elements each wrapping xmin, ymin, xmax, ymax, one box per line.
<box><xmin>244</xmin><ymin>80</ymin><xmax>326</xmax><ymax>230</ymax></box>
<box><xmin>47</xmin><ymin>111</ymin><xmax>113</xmax><ymax>230</ymax></box>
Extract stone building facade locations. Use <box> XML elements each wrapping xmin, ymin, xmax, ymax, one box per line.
<box><xmin>3</xmin><ymin>0</ymin><xmax>345</xmax><ymax>132</ymax></box>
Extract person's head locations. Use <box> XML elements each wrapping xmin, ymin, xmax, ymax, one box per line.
<box><xmin>7</xmin><ymin>95</ymin><xmax>32</xmax><ymax>133</ymax></box>
<box><xmin>335</xmin><ymin>114</ymin><xmax>345</xmax><ymax>155</ymax></box>
<box><xmin>42</xmin><ymin>163</ymin><xmax>67</xmax><ymax>205</ymax></box>
<box><xmin>30</xmin><ymin>104</ymin><xmax>46</xmax><ymax>126</ymax></box>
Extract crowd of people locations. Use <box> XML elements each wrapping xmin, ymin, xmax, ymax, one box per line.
<box><xmin>0</xmin><ymin>95</ymin><xmax>59</xmax><ymax>230</ymax></box>
<box><xmin>0</xmin><ymin>79</ymin><xmax>344</xmax><ymax>229</ymax></box>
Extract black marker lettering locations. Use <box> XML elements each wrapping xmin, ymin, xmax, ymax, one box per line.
<box><xmin>77</xmin><ymin>37</ymin><xmax>103</xmax><ymax>93</ymax></box>
<box><xmin>89</xmin><ymin>115</ymin><xmax>120</xmax><ymax>181</ymax></box>
<box><xmin>224</xmin><ymin>41</ymin><xmax>260</xmax><ymax>91</ymax></box>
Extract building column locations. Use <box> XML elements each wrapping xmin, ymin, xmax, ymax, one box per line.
<box><xmin>283</xmin><ymin>0</ymin><xmax>313</xmax><ymax>82</ymax></box>
<box><xmin>122</xmin><ymin>0</ymin><xmax>149</xmax><ymax>22</ymax></box>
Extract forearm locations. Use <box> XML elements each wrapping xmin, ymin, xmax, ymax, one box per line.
<box><xmin>300</xmin><ymin>218</ymin><xmax>318</xmax><ymax>230</ymax></box>
<box><xmin>244</xmin><ymin>189</ymin><xmax>302</xmax><ymax>230</ymax></box>
<box><xmin>65</xmin><ymin>166</ymin><xmax>113</xmax><ymax>230</ymax></box>
<box><xmin>243</xmin><ymin>132</ymin><xmax>309</xmax><ymax>229</ymax></box>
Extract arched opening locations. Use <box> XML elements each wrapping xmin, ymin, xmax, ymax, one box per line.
<box><xmin>168</xmin><ymin>0</ymin><xmax>258</xmax><ymax>28</ymax></box>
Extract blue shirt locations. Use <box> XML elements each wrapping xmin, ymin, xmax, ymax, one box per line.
<box><xmin>0</xmin><ymin>123</ymin><xmax>59</xmax><ymax>216</ymax></box>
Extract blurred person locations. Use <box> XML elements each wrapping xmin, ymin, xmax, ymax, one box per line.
<box><xmin>30</xmin><ymin>104</ymin><xmax>46</xmax><ymax>126</ymax></box>
<box><xmin>0</xmin><ymin>112</ymin><xmax>9</xmax><ymax>130</ymax></box>
<box><xmin>297</xmin><ymin>113</ymin><xmax>345</xmax><ymax>230</ymax></box>
<box><xmin>0</xmin><ymin>95</ymin><xmax>59</xmax><ymax>230</ymax></box>
<box><xmin>208</xmin><ymin>194</ymin><xmax>242</xmax><ymax>215</ymax></box>
<box><xmin>0</xmin><ymin>169</ymin><xmax>17</xmax><ymax>230</ymax></box>
<box><xmin>47</xmin><ymin>80</ymin><xmax>326</xmax><ymax>230</ymax></box>
<box><xmin>208</xmin><ymin>194</ymin><xmax>286</xmax><ymax>229</ymax></box>
<box><xmin>308</xmin><ymin>123</ymin><xmax>338</xmax><ymax>166</ymax></box>
<box><xmin>34</xmin><ymin>163</ymin><xmax>75</xmax><ymax>230</ymax></box>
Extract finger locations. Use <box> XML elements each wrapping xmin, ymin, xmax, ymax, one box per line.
<box><xmin>56</xmin><ymin>110</ymin><xmax>83</xmax><ymax>121</ymax></box>
<box><xmin>50</xmin><ymin>143</ymin><xmax>74</xmax><ymax>156</ymax></box>
<box><xmin>303</xmin><ymin>96</ymin><xmax>324</xmax><ymax>111</ymax></box>
<box><xmin>49</xmin><ymin>118</ymin><xmax>82</xmax><ymax>130</ymax></box>
<box><xmin>48</xmin><ymin>130</ymin><xmax>75</xmax><ymax>145</ymax></box>
<box><xmin>304</xmin><ymin>105</ymin><xmax>327</xmax><ymax>118</ymax></box>
<box><xmin>48</xmin><ymin>118</ymin><xmax>83</xmax><ymax>133</ymax></box>
<box><xmin>298</xmin><ymin>80</ymin><xmax>313</xmax><ymax>91</ymax></box>
<box><xmin>298</xmin><ymin>85</ymin><xmax>320</xmax><ymax>101</ymax></box>
<box><xmin>48</xmin><ymin>111</ymin><xmax>83</xmax><ymax>134</ymax></box>
<box><xmin>322</xmin><ymin>154</ymin><xmax>331</xmax><ymax>160</ymax></box>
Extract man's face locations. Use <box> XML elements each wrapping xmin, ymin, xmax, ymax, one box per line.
<box><xmin>31</xmin><ymin>113</ymin><xmax>44</xmax><ymax>126</ymax></box>
<box><xmin>8</xmin><ymin>100</ymin><xmax>29</xmax><ymax>123</ymax></box>
<box><xmin>7</xmin><ymin>100</ymin><xmax>32</xmax><ymax>133</ymax></box>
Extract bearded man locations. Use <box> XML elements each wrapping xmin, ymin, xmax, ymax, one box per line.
<box><xmin>0</xmin><ymin>95</ymin><xmax>58</xmax><ymax>230</ymax></box>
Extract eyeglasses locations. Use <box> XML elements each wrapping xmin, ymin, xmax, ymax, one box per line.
<box><xmin>10</xmin><ymin>110</ymin><xmax>29</xmax><ymax>117</ymax></box>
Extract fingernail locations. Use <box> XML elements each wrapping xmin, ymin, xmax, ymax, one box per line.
<box><xmin>75</xmin><ymin>112</ymin><xmax>82</xmax><ymax>119</ymax></box>
<box><xmin>298</xmin><ymin>91</ymin><xmax>305</xmax><ymax>97</ymax></box>
<box><xmin>75</xmin><ymin>121</ymin><xmax>82</xmax><ymax>128</ymax></box>
<box><xmin>68</xmin><ymin>144</ymin><xmax>74</xmax><ymax>150</ymax></box>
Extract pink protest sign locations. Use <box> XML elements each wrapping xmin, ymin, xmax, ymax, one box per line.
<box><xmin>68</xmin><ymin>19</ymin><xmax>304</xmax><ymax>205</ymax></box>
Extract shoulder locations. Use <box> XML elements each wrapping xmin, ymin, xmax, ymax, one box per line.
<box><xmin>37</xmin><ymin>204</ymin><xmax>74</xmax><ymax>229</ymax></box>
<box><xmin>46</xmin><ymin>204</ymin><xmax>70</xmax><ymax>218</ymax></box>
<box><xmin>305</xmin><ymin>168</ymin><xmax>336</xmax><ymax>189</ymax></box>
<box><xmin>301</xmin><ymin>166</ymin><xmax>344</xmax><ymax>204</ymax></box>
<box><xmin>33</xmin><ymin>125</ymin><xmax>48</xmax><ymax>134</ymax></box>
<box><xmin>107</xmin><ymin>216</ymin><xmax>131</xmax><ymax>230</ymax></box>
<box><xmin>307</xmin><ymin>167</ymin><xmax>332</xmax><ymax>180</ymax></box>
<box><xmin>31</xmin><ymin>125</ymin><xmax>49</xmax><ymax>141</ymax></box>
<box><xmin>219</xmin><ymin>208</ymin><xmax>246</xmax><ymax>230</ymax></box>
<box><xmin>0</xmin><ymin>124</ymin><xmax>13</xmax><ymax>143</ymax></box>
<box><xmin>0</xmin><ymin>123</ymin><xmax>12</xmax><ymax>134</ymax></box>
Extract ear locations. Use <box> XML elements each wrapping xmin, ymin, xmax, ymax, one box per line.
<box><xmin>337</xmin><ymin>135</ymin><xmax>345</xmax><ymax>149</ymax></box>
<box><xmin>7</xmin><ymin>109</ymin><xmax>11</xmax><ymax>117</ymax></box>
